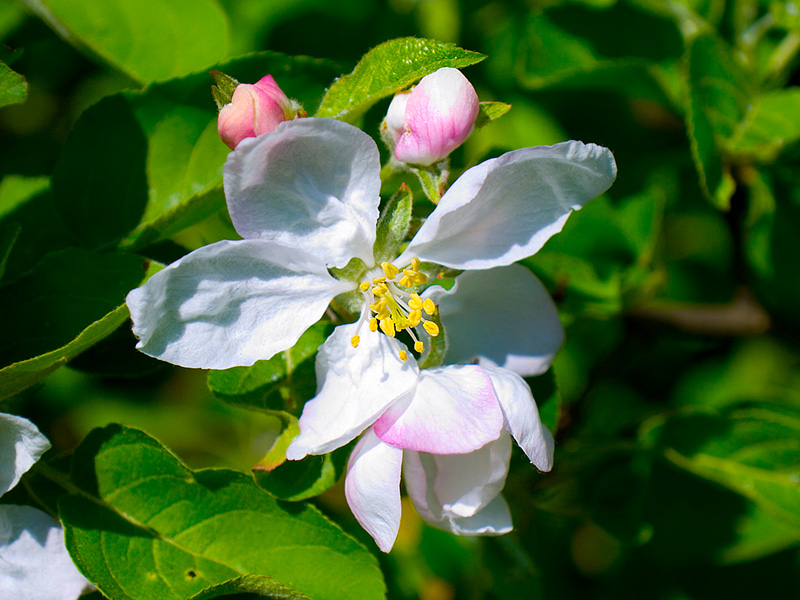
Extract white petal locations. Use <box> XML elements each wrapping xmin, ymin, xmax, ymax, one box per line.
<box><xmin>374</xmin><ymin>364</ymin><xmax>503</xmax><ymax>454</ymax></box>
<box><xmin>0</xmin><ymin>505</ymin><xmax>89</xmax><ymax>600</ymax></box>
<box><xmin>127</xmin><ymin>239</ymin><xmax>352</xmax><ymax>369</ymax></box>
<box><xmin>428</xmin><ymin>265</ymin><xmax>564</xmax><ymax>377</ymax></box>
<box><xmin>443</xmin><ymin>495</ymin><xmax>513</xmax><ymax>536</ymax></box>
<box><xmin>224</xmin><ymin>118</ymin><xmax>381</xmax><ymax>269</ymax></box>
<box><xmin>344</xmin><ymin>429</ymin><xmax>403</xmax><ymax>553</ymax></box>
<box><xmin>403</xmin><ymin>432</ymin><xmax>511</xmax><ymax>519</ymax></box>
<box><xmin>482</xmin><ymin>366</ymin><xmax>554</xmax><ymax>471</ymax></box>
<box><xmin>285</xmin><ymin>322</ymin><xmax>418</xmax><ymax>459</ymax></box>
<box><xmin>397</xmin><ymin>141</ymin><xmax>617</xmax><ymax>269</ymax></box>
<box><xmin>0</xmin><ymin>413</ymin><xmax>50</xmax><ymax>496</ymax></box>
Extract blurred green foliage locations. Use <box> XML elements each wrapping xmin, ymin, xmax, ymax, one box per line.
<box><xmin>1</xmin><ymin>0</ymin><xmax>799</xmax><ymax>598</ymax></box>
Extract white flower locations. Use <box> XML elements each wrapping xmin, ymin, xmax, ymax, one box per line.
<box><xmin>127</xmin><ymin>117</ymin><xmax>616</xmax><ymax>374</ymax></box>
<box><xmin>0</xmin><ymin>413</ymin><xmax>90</xmax><ymax>600</ymax></box>
<box><xmin>341</xmin><ymin>361</ymin><xmax>553</xmax><ymax>552</ymax></box>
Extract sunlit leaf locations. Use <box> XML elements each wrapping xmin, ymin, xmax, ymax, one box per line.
<box><xmin>316</xmin><ymin>37</ymin><xmax>484</xmax><ymax>121</ymax></box>
<box><xmin>19</xmin><ymin>0</ymin><xmax>229</xmax><ymax>83</ymax></box>
<box><xmin>189</xmin><ymin>575</ymin><xmax>311</xmax><ymax>600</ymax></box>
<box><xmin>62</xmin><ymin>425</ymin><xmax>384</xmax><ymax>600</ymax></box>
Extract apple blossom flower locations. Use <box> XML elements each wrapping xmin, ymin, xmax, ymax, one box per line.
<box><xmin>383</xmin><ymin>67</ymin><xmax>479</xmax><ymax>166</ymax></box>
<box><xmin>0</xmin><ymin>413</ymin><xmax>90</xmax><ymax>599</ymax></box>
<box><xmin>127</xmin><ymin>117</ymin><xmax>615</xmax><ymax>375</ymax></box>
<box><xmin>217</xmin><ymin>75</ymin><xmax>298</xmax><ymax>150</ymax></box>
<box><xmin>309</xmin><ymin>355</ymin><xmax>554</xmax><ymax>551</ymax></box>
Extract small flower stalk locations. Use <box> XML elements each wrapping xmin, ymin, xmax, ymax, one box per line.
<box><xmin>213</xmin><ymin>72</ymin><xmax>305</xmax><ymax>150</ymax></box>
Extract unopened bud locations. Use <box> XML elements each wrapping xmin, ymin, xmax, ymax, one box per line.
<box><xmin>383</xmin><ymin>67</ymin><xmax>479</xmax><ymax>166</ymax></box>
<box><xmin>217</xmin><ymin>74</ymin><xmax>302</xmax><ymax>150</ymax></box>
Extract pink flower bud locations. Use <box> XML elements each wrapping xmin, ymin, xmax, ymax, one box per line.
<box><xmin>384</xmin><ymin>68</ymin><xmax>479</xmax><ymax>166</ymax></box>
<box><xmin>217</xmin><ymin>75</ymin><xmax>294</xmax><ymax>150</ymax></box>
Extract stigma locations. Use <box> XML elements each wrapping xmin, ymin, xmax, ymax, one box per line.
<box><xmin>350</xmin><ymin>258</ymin><xmax>439</xmax><ymax>358</ymax></box>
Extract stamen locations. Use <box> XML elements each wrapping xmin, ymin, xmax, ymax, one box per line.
<box><xmin>414</xmin><ymin>340</ymin><xmax>424</xmax><ymax>353</ymax></box>
<box><xmin>422</xmin><ymin>298</ymin><xmax>436</xmax><ymax>316</ymax></box>
<box><xmin>359</xmin><ymin>281</ymin><xmax>370</xmax><ymax>292</ymax></box>
<box><xmin>411</xmin><ymin>257</ymin><xmax>421</xmax><ymax>271</ymax></box>
<box><xmin>381</xmin><ymin>262</ymin><xmax>400</xmax><ymax>279</ymax></box>
<box><xmin>398</xmin><ymin>350</ymin><xmax>408</xmax><ymax>361</ymax></box>
<box><xmin>369</xmin><ymin>318</ymin><xmax>378</xmax><ymax>332</ymax></box>
<box><xmin>408</xmin><ymin>293</ymin><xmax>423</xmax><ymax>310</ymax></box>
<box><xmin>351</xmin><ymin>335</ymin><xmax>360</xmax><ymax>348</ymax></box>
<box><xmin>423</xmin><ymin>321</ymin><xmax>440</xmax><ymax>336</ymax></box>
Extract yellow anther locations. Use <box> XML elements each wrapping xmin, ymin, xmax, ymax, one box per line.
<box><xmin>380</xmin><ymin>318</ymin><xmax>396</xmax><ymax>337</ymax></box>
<box><xmin>372</xmin><ymin>277</ymin><xmax>386</xmax><ymax>285</ymax></box>
<box><xmin>381</xmin><ymin>262</ymin><xmax>400</xmax><ymax>279</ymax></box>
<box><xmin>359</xmin><ymin>281</ymin><xmax>370</xmax><ymax>292</ymax></box>
<box><xmin>423</xmin><ymin>321</ymin><xmax>440</xmax><ymax>336</ymax></box>
<box><xmin>413</xmin><ymin>272</ymin><xmax>428</xmax><ymax>285</ymax></box>
<box><xmin>351</xmin><ymin>335</ymin><xmax>360</xmax><ymax>348</ymax></box>
<box><xmin>422</xmin><ymin>298</ymin><xmax>436</xmax><ymax>315</ymax></box>
<box><xmin>408</xmin><ymin>293</ymin><xmax>423</xmax><ymax>310</ymax></box>
<box><xmin>398</xmin><ymin>350</ymin><xmax>408</xmax><ymax>361</ymax></box>
<box><xmin>369</xmin><ymin>318</ymin><xmax>378</xmax><ymax>332</ymax></box>
<box><xmin>408</xmin><ymin>309</ymin><xmax>422</xmax><ymax>327</ymax></box>
<box><xmin>376</xmin><ymin>307</ymin><xmax>391</xmax><ymax>321</ymax></box>
<box><xmin>373</xmin><ymin>283</ymin><xmax>389</xmax><ymax>296</ymax></box>
<box><xmin>414</xmin><ymin>341</ymin><xmax>424</xmax><ymax>353</ymax></box>
<box><xmin>370</xmin><ymin>298</ymin><xmax>386</xmax><ymax>311</ymax></box>
<box><xmin>410</xmin><ymin>257</ymin><xmax>421</xmax><ymax>271</ymax></box>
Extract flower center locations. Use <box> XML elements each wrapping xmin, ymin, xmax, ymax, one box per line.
<box><xmin>350</xmin><ymin>257</ymin><xmax>440</xmax><ymax>360</ymax></box>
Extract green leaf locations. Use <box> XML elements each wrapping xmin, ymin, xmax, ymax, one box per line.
<box><xmin>728</xmin><ymin>88</ymin><xmax>800</xmax><ymax>161</ymax></box>
<box><xmin>656</xmin><ymin>405</ymin><xmax>800</xmax><ymax>530</ymax></box>
<box><xmin>61</xmin><ymin>425</ymin><xmax>385</xmax><ymax>600</ymax></box>
<box><xmin>0</xmin><ymin>249</ymin><xmax>159</xmax><ymax>400</ymax></box>
<box><xmin>0</xmin><ymin>178</ymin><xmax>77</xmax><ymax>283</ymax></box>
<box><xmin>19</xmin><ymin>0</ymin><xmax>229</xmax><ymax>83</ymax></box>
<box><xmin>52</xmin><ymin>52</ymin><xmax>339</xmax><ymax>251</ymax></box>
<box><xmin>189</xmin><ymin>575</ymin><xmax>311</xmax><ymax>600</ymax></box>
<box><xmin>208</xmin><ymin>322</ymin><xmax>332</xmax><ymax>416</ymax></box>
<box><xmin>0</xmin><ymin>59</ymin><xmax>26</xmax><ymax>107</ymax></box>
<box><xmin>253</xmin><ymin>444</ymin><xmax>351</xmax><ymax>502</ymax></box>
<box><xmin>685</xmin><ymin>33</ymin><xmax>750</xmax><ymax>207</ymax></box>
<box><xmin>517</xmin><ymin>3</ymin><xmax>682</xmax><ymax>89</ymax></box>
<box><xmin>316</xmin><ymin>37</ymin><xmax>485</xmax><ymax>122</ymax></box>
<box><xmin>474</xmin><ymin>101</ymin><xmax>511</xmax><ymax>129</ymax></box>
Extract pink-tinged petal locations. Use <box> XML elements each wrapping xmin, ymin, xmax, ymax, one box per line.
<box><xmin>426</xmin><ymin>265</ymin><xmax>564</xmax><ymax>377</ymax></box>
<box><xmin>224</xmin><ymin>118</ymin><xmax>381</xmax><ymax>269</ymax></box>
<box><xmin>384</xmin><ymin>91</ymin><xmax>410</xmax><ymax>145</ymax></box>
<box><xmin>482</xmin><ymin>366</ymin><xmax>554</xmax><ymax>471</ymax></box>
<box><xmin>397</xmin><ymin>141</ymin><xmax>617</xmax><ymax>270</ymax></box>
<box><xmin>393</xmin><ymin>68</ymin><xmax>479</xmax><ymax>166</ymax></box>
<box><xmin>403</xmin><ymin>435</ymin><xmax>513</xmax><ymax>536</ymax></box>
<box><xmin>127</xmin><ymin>239</ymin><xmax>352</xmax><ymax>369</ymax></box>
<box><xmin>0</xmin><ymin>505</ymin><xmax>90</xmax><ymax>599</ymax></box>
<box><xmin>253</xmin><ymin>75</ymin><xmax>291</xmax><ymax>110</ymax></box>
<box><xmin>217</xmin><ymin>83</ymin><xmax>287</xmax><ymax>150</ymax></box>
<box><xmin>374</xmin><ymin>364</ymin><xmax>503</xmax><ymax>454</ymax></box>
<box><xmin>344</xmin><ymin>429</ymin><xmax>404</xmax><ymax>553</ymax></box>
<box><xmin>0</xmin><ymin>413</ymin><xmax>50</xmax><ymax>496</ymax></box>
<box><xmin>285</xmin><ymin>323</ymin><xmax>418</xmax><ymax>459</ymax></box>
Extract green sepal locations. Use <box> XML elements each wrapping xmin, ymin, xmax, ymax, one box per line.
<box><xmin>210</xmin><ymin>70</ymin><xmax>239</xmax><ymax>110</ymax></box>
<box><xmin>475</xmin><ymin>101</ymin><xmax>512</xmax><ymax>129</ymax></box>
<box><xmin>374</xmin><ymin>183</ymin><xmax>413</xmax><ymax>263</ymax></box>
<box><xmin>412</xmin><ymin>161</ymin><xmax>448</xmax><ymax>204</ymax></box>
